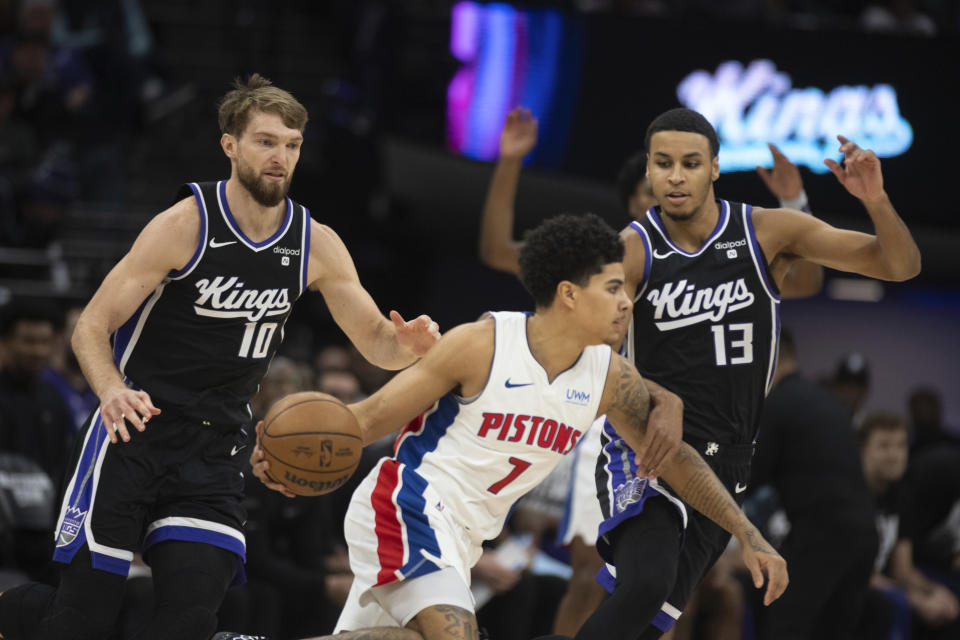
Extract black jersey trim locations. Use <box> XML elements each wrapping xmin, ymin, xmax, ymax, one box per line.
<box><xmin>215</xmin><ymin>180</ymin><xmax>294</xmax><ymax>252</ymax></box>
<box><xmin>627</xmin><ymin>221</ymin><xmax>654</xmax><ymax>300</ymax></box>
<box><xmin>300</xmin><ymin>206</ymin><xmax>311</xmax><ymax>294</ymax></box>
<box><xmin>169</xmin><ymin>183</ymin><xmax>209</xmax><ymax>281</ymax></box>
<box><xmin>742</xmin><ymin>205</ymin><xmax>782</xmax><ymax>302</ymax></box>
<box><xmin>647</xmin><ymin>199</ymin><xmax>730</xmax><ymax>257</ymax></box>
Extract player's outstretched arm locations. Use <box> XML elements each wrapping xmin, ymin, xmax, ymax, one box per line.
<box><xmin>658</xmin><ymin>444</ymin><xmax>788</xmax><ymax>605</ymax></box>
<box><xmin>478</xmin><ymin>107</ymin><xmax>538</xmax><ymax>274</ymax></box>
<box><xmin>348</xmin><ymin>319</ymin><xmax>494</xmax><ymax>445</ymax></box>
<box><xmin>307</xmin><ymin>220</ymin><xmax>440</xmax><ymax>370</ymax></box>
<box><xmin>72</xmin><ymin>198</ymin><xmax>198</xmax><ymax>443</ymax></box>
<box><xmin>249</xmin><ymin>321</ymin><xmax>491</xmax><ymax>496</ymax></box>
<box><xmin>601</xmin><ymin>355</ymin><xmax>788</xmax><ymax>605</ymax></box>
<box><xmin>755</xmin><ymin>136</ymin><xmax>920</xmax><ymax>282</ymax></box>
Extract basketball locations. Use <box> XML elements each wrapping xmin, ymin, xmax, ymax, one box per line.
<box><xmin>259</xmin><ymin>391</ymin><xmax>363</xmax><ymax>496</ymax></box>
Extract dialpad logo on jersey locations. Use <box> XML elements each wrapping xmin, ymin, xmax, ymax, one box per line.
<box><xmin>614</xmin><ymin>476</ymin><xmax>648</xmax><ymax>513</ymax></box>
<box><xmin>273</xmin><ymin>246</ymin><xmax>300</xmax><ymax>256</ymax></box>
<box><xmin>477</xmin><ymin>412</ymin><xmax>583</xmax><ymax>455</ymax></box>
<box><xmin>566</xmin><ymin>389</ymin><xmax>591</xmax><ymax>406</ymax></box>
<box><xmin>714</xmin><ymin>240</ymin><xmax>746</xmax><ymax>250</ymax></box>
<box><xmin>646</xmin><ymin>277</ymin><xmax>755</xmax><ymax>331</ymax></box>
<box><xmin>56</xmin><ymin>506</ymin><xmax>87</xmax><ymax>547</ymax></box>
<box><xmin>193</xmin><ymin>276</ymin><xmax>292</xmax><ymax>321</ymax></box>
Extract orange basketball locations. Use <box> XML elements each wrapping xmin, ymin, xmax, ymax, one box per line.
<box><xmin>259</xmin><ymin>391</ymin><xmax>363</xmax><ymax>496</ymax></box>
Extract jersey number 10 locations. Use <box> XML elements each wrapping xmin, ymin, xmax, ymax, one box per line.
<box><xmin>239</xmin><ymin>321</ymin><xmax>278</xmax><ymax>359</ymax></box>
<box><xmin>710</xmin><ymin>323</ymin><xmax>754</xmax><ymax>366</ymax></box>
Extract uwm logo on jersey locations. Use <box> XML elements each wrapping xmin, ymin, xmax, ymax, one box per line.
<box><xmin>646</xmin><ymin>277</ymin><xmax>755</xmax><ymax>331</ymax></box>
<box><xmin>192</xmin><ymin>276</ymin><xmax>292</xmax><ymax>322</ymax></box>
<box><xmin>477</xmin><ymin>411</ymin><xmax>583</xmax><ymax>455</ymax></box>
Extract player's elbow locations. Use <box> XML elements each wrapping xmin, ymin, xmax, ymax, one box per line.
<box><xmin>902</xmin><ymin>250</ymin><xmax>922</xmax><ymax>280</ymax></box>
<box><xmin>886</xmin><ymin>250</ymin><xmax>922</xmax><ymax>281</ymax></box>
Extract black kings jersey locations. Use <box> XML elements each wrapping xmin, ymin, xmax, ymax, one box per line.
<box><xmin>112</xmin><ymin>181</ymin><xmax>310</xmax><ymax>425</ymax></box>
<box><xmin>623</xmin><ymin>199</ymin><xmax>780</xmax><ymax>445</ymax></box>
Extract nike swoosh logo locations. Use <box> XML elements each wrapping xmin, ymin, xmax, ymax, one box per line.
<box><xmin>735</xmin><ymin>482</ymin><xmax>748</xmax><ymax>494</ymax></box>
<box><xmin>504</xmin><ymin>378</ymin><xmax>533</xmax><ymax>389</ymax></box>
<box><xmin>209</xmin><ymin>238</ymin><xmax>237</xmax><ymax>248</ymax></box>
<box><xmin>652</xmin><ymin>249</ymin><xmax>677</xmax><ymax>259</ymax></box>
<box><xmin>231</xmin><ymin>444</ymin><xmax>247</xmax><ymax>456</ymax></box>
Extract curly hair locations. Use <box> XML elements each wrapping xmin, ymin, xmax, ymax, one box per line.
<box><xmin>217</xmin><ymin>73</ymin><xmax>308</xmax><ymax>137</ymax></box>
<box><xmin>518</xmin><ymin>213</ymin><xmax>624</xmax><ymax>309</ymax></box>
<box><xmin>644</xmin><ymin>108</ymin><xmax>719</xmax><ymax>158</ymax></box>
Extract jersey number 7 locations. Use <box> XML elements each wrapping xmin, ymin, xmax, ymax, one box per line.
<box><xmin>487</xmin><ymin>457</ymin><xmax>532</xmax><ymax>495</ymax></box>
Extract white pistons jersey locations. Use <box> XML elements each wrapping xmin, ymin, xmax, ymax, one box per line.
<box><xmin>343</xmin><ymin>311</ymin><xmax>611</xmax><ymax>603</ymax></box>
<box><xmin>392</xmin><ymin>312</ymin><xmax>610</xmax><ymax>544</ymax></box>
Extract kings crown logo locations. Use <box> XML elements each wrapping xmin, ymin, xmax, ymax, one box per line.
<box><xmin>56</xmin><ymin>506</ymin><xmax>88</xmax><ymax>547</ymax></box>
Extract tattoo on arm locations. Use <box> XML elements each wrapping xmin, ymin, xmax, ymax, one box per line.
<box><xmin>434</xmin><ymin>605</ymin><xmax>478</xmax><ymax>640</ymax></box>
<box><xmin>610</xmin><ymin>357</ymin><xmax>650</xmax><ymax>439</ymax></box>
<box><xmin>671</xmin><ymin>444</ymin><xmax>746</xmax><ymax>535</ymax></box>
<box><xmin>743</xmin><ymin>527</ymin><xmax>775</xmax><ymax>554</ymax></box>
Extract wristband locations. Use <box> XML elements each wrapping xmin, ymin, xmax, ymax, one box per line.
<box><xmin>778</xmin><ymin>190</ymin><xmax>810</xmax><ymax>213</ymax></box>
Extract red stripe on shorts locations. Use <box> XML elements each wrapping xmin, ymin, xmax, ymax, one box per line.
<box><xmin>393</xmin><ymin>413</ymin><xmax>425</xmax><ymax>455</ymax></box>
<box><xmin>372</xmin><ymin>459</ymin><xmax>404</xmax><ymax>585</ymax></box>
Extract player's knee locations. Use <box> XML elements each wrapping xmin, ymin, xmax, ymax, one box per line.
<box><xmin>134</xmin><ymin>605</ymin><xmax>218</xmax><ymax>640</ymax></box>
<box><xmin>0</xmin><ymin>583</ymin><xmax>56</xmax><ymax>639</ymax></box>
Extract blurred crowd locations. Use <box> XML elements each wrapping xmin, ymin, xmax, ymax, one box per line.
<box><xmin>0</xmin><ymin>0</ymin><xmax>179</xmax><ymax>250</ymax></box>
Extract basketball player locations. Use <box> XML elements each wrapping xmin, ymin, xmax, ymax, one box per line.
<box><xmin>250</xmin><ymin>213</ymin><xmax>788</xmax><ymax>640</ymax></box>
<box><xmin>478</xmin><ymin>106</ymin><xmax>825</xmax><ymax>635</ymax></box>
<box><xmin>571</xmin><ymin>108</ymin><xmax>920</xmax><ymax>640</ymax></box>
<box><xmin>0</xmin><ymin>74</ymin><xmax>439</xmax><ymax>640</ymax></box>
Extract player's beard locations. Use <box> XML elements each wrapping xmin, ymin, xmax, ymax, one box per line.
<box><xmin>237</xmin><ymin>157</ymin><xmax>290</xmax><ymax>207</ymax></box>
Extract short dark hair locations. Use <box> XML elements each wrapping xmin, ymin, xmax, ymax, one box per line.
<box><xmin>518</xmin><ymin>213</ymin><xmax>624</xmax><ymax>308</ymax></box>
<box><xmin>616</xmin><ymin>152</ymin><xmax>646</xmax><ymax>210</ymax></box>
<box><xmin>0</xmin><ymin>300</ymin><xmax>61</xmax><ymax>339</ymax></box>
<box><xmin>644</xmin><ymin>108</ymin><xmax>720</xmax><ymax>158</ymax></box>
<box><xmin>858</xmin><ymin>412</ymin><xmax>907</xmax><ymax>447</ymax></box>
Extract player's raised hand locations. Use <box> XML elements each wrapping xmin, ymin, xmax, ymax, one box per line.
<box><xmin>824</xmin><ymin>135</ymin><xmax>885</xmax><ymax>203</ymax></box>
<box><xmin>756</xmin><ymin>142</ymin><xmax>803</xmax><ymax>201</ymax></box>
<box><xmin>250</xmin><ymin>420</ymin><xmax>297</xmax><ymax>498</ymax></box>
<box><xmin>99</xmin><ymin>385</ymin><xmax>160</xmax><ymax>444</ymax></box>
<box><xmin>390</xmin><ymin>310</ymin><xmax>441</xmax><ymax>358</ymax></box>
<box><xmin>499</xmin><ymin>107</ymin><xmax>538</xmax><ymax>160</ymax></box>
<box><xmin>739</xmin><ymin>529</ymin><xmax>789</xmax><ymax>606</ymax></box>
